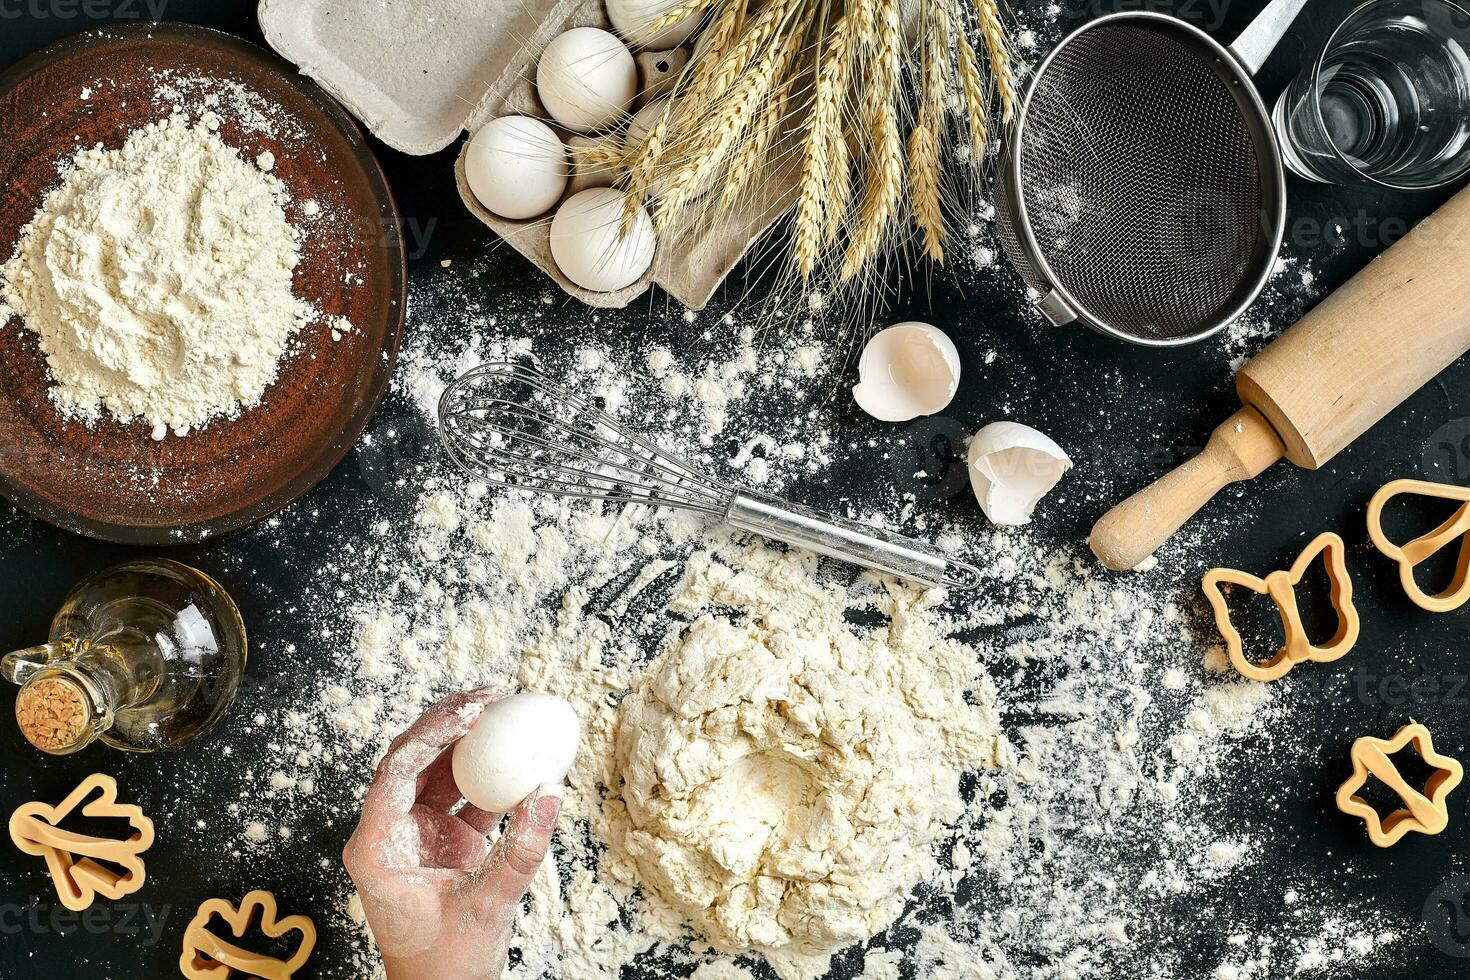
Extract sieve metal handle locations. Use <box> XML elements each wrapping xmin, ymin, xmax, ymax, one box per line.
<box><xmin>1229</xmin><ymin>0</ymin><xmax>1310</xmax><ymax>75</ymax></box>
<box><xmin>725</xmin><ymin>493</ymin><xmax>981</xmax><ymax>590</ymax></box>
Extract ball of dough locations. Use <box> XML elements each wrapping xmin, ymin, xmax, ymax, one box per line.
<box><xmin>611</xmin><ymin>614</ymin><xmax>971</xmax><ymax>965</ymax></box>
<box><xmin>452</xmin><ymin>693</ymin><xmax>580</xmax><ymax>813</ymax></box>
<box><xmin>549</xmin><ymin>187</ymin><xmax>656</xmax><ymax>292</ymax></box>
<box><xmin>537</xmin><ymin>28</ymin><xmax>638</xmax><ymax>132</ymax></box>
<box><xmin>607</xmin><ymin>0</ymin><xmax>704</xmax><ymax>49</ymax></box>
<box><xmin>464</xmin><ymin>116</ymin><xmax>568</xmax><ymax>220</ymax></box>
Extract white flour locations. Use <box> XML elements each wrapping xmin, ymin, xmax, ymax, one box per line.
<box><xmin>197</xmin><ymin>260</ymin><xmax>1404</xmax><ymax>980</ymax></box>
<box><xmin>0</xmin><ymin>112</ymin><xmax>314</xmax><ymax>439</ymax></box>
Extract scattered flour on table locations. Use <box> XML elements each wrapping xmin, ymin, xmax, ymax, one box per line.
<box><xmin>0</xmin><ymin>112</ymin><xmax>315</xmax><ymax>439</ymax></box>
<box><xmin>204</xmin><ymin>263</ymin><xmax>1404</xmax><ymax>980</ymax></box>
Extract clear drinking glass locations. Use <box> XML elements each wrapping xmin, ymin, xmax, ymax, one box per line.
<box><xmin>1273</xmin><ymin>0</ymin><xmax>1470</xmax><ymax>188</ymax></box>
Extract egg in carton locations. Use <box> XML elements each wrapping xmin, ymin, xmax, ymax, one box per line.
<box><xmin>258</xmin><ymin>0</ymin><xmax>797</xmax><ymax>311</ymax></box>
<box><xmin>455</xmin><ymin>4</ymin><xmax>797</xmax><ymax>309</ymax></box>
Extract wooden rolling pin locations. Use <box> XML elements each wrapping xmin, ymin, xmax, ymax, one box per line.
<box><xmin>1090</xmin><ymin>185</ymin><xmax>1470</xmax><ymax>571</ymax></box>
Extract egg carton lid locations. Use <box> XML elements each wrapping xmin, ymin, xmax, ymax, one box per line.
<box><xmin>257</xmin><ymin>0</ymin><xmax>575</xmax><ymax>154</ymax></box>
<box><xmin>258</xmin><ymin>0</ymin><xmax>798</xmax><ymax>310</ymax></box>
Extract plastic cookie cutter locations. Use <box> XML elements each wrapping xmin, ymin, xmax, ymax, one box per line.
<box><xmin>180</xmin><ymin>890</ymin><xmax>317</xmax><ymax>980</ymax></box>
<box><xmin>1366</xmin><ymin>478</ymin><xmax>1470</xmax><ymax>613</ymax></box>
<box><xmin>1336</xmin><ymin>720</ymin><xmax>1464</xmax><ymax>847</ymax></box>
<box><xmin>8</xmin><ymin>773</ymin><xmax>154</xmax><ymax>912</ymax></box>
<box><xmin>1201</xmin><ymin>531</ymin><xmax>1360</xmax><ymax>682</ymax></box>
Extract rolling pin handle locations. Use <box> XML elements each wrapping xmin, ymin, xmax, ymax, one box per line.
<box><xmin>1089</xmin><ymin>407</ymin><xmax>1286</xmax><ymax>571</ymax></box>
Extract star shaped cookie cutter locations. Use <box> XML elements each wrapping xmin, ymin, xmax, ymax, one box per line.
<box><xmin>1201</xmin><ymin>531</ymin><xmax>1360</xmax><ymax>682</ymax></box>
<box><xmin>1366</xmin><ymin>478</ymin><xmax>1470</xmax><ymax>613</ymax></box>
<box><xmin>1336</xmin><ymin>721</ymin><xmax>1463</xmax><ymax>847</ymax></box>
<box><xmin>180</xmin><ymin>890</ymin><xmax>317</xmax><ymax>980</ymax></box>
<box><xmin>8</xmin><ymin>773</ymin><xmax>154</xmax><ymax>912</ymax></box>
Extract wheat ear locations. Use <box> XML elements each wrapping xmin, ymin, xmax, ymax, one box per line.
<box><xmin>685</xmin><ymin>0</ymin><xmax>795</xmax><ymax>115</ymax></box>
<box><xmin>793</xmin><ymin>14</ymin><xmax>850</xmax><ymax>277</ymax></box>
<box><xmin>955</xmin><ymin>31</ymin><xmax>990</xmax><ymax>155</ymax></box>
<box><xmin>840</xmin><ymin>0</ymin><xmax>904</xmax><ymax>281</ymax></box>
<box><xmin>974</xmin><ymin>0</ymin><xmax>1017</xmax><ymax>122</ymax></box>
<box><xmin>910</xmin><ymin>0</ymin><xmax>950</xmax><ymax>263</ymax></box>
<box><xmin>656</xmin><ymin>11</ymin><xmax>804</xmax><ymax>230</ymax></box>
<box><xmin>722</xmin><ymin>69</ymin><xmax>798</xmax><ymax>210</ymax></box>
<box><xmin>647</xmin><ymin>0</ymin><xmax>707</xmax><ymax>35</ymax></box>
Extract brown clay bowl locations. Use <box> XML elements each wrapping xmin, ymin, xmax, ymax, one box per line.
<box><xmin>0</xmin><ymin>23</ymin><xmax>406</xmax><ymax>544</ymax></box>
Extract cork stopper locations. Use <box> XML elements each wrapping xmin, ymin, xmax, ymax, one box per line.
<box><xmin>15</xmin><ymin>676</ymin><xmax>91</xmax><ymax>753</ymax></box>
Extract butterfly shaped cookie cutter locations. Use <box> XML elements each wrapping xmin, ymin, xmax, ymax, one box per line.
<box><xmin>1202</xmin><ymin>531</ymin><xmax>1360</xmax><ymax>682</ymax></box>
<box><xmin>180</xmin><ymin>890</ymin><xmax>317</xmax><ymax>980</ymax></box>
<box><xmin>1366</xmin><ymin>478</ymin><xmax>1470</xmax><ymax>613</ymax></box>
<box><xmin>1336</xmin><ymin>721</ymin><xmax>1463</xmax><ymax>847</ymax></box>
<box><xmin>8</xmin><ymin>773</ymin><xmax>154</xmax><ymax>912</ymax></box>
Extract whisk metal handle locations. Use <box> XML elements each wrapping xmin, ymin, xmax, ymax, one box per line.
<box><xmin>725</xmin><ymin>494</ymin><xmax>981</xmax><ymax>590</ymax></box>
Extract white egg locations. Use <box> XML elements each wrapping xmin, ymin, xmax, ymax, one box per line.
<box><xmin>550</xmin><ymin>187</ymin><xmax>657</xmax><ymax>292</ymax></box>
<box><xmin>465</xmin><ymin>116</ymin><xmax>568</xmax><ymax>220</ymax></box>
<box><xmin>623</xmin><ymin>98</ymin><xmax>668</xmax><ymax>156</ymax></box>
<box><xmin>452</xmin><ymin>693</ymin><xmax>581</xmax><ymax>813</ymax></box>
<box><xmin>538</xmin><ymin>28</ymin><xmax>638</xmax><ymax>132</ymax></box>
<box><xmin>967</xmin><ymin>422</ymin><xmax>1073</xmax><ymax>526</ymax></box>
<box><xmin>851</xmin><ymin>322</ymin><xmax>961</xmax><ymax>422</ymax></box>
<box><xmin>607</xmin><ymin>0</ymin><xmax>705</xmax><ymax>49</ymax></box>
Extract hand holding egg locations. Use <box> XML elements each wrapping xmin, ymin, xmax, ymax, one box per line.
<box><xmin>452</xmin><ymin>692</ymin><xmax>581</xmax><ymax>813</ymax></box>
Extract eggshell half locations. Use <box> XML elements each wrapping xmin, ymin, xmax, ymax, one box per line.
<box><xmin>537</xmin><ymin>28</ymin><xmax>638</xmax><ymax>132</ymax></box>
<box><xmin>968</xmin><ymin>421</ymin><xmax>1073</xmax><ymax>526</ymax></box>
<box><xmin>852</xmin><ymin>322</ymin><xmax>961</xmax><ymax>422</ymax></box>
<box><xmin>452</xmin><ymin>693</ymin><xmax>581</xmax><ymax>813</ymax></box>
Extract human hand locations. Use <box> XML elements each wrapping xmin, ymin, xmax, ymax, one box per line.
<box><xmin>343</xmin><ymin>689</ymin><xmax>562</xmax><ymax>980</ymax></box>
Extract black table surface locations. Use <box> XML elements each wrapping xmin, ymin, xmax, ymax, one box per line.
<box><xmin>1</xmin><ymin>1</ymin><xmax>1469</xmax><ymax>978</ymax></box>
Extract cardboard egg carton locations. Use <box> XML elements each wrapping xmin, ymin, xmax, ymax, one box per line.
<box><xmin>259</xmin><ymin>0</ymin><xmax>797</xmax><ymax>309</ymax></box>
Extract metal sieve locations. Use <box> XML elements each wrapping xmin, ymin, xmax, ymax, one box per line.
<box><xmin>995</xmin><ymin>0</ymin><xmax>1310</xmax><ymax>346</ymax></box>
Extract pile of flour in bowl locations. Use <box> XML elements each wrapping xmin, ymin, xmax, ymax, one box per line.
<box><xmin>0</xmin><ymin>111</ymin><xmax>314</xmax><ymax>440</ymax></box>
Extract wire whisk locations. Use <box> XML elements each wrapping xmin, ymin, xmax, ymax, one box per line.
<box><xmin>438</xmin><ymin>362</ymin><xmax>980</xmax><ymax>590</ymax></box>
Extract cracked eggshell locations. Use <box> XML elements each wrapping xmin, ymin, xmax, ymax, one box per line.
<box><xmin>968</xmin><ymin>422</ymin><xmax>1072</xmax><ymax>526</ymax></box>
<box><xmin>852</xmin><ymin>322</ymin><xmax>961</xmax><ymax>422</ymax></box>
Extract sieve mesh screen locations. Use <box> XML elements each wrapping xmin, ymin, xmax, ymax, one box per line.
<box><xmin>1009</xmin><ymin>22</ymin><xmax>1269</xmax><ymax>343</ymax></box>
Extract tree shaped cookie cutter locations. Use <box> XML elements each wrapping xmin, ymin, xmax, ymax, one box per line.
<box><xmin>8</xmin><ymin>773</ymin><xmax>154</xmax><ymax>912</ymax></box>
<box><xmin>1366</xmin><ymin>478</ymin><xmax>1470</xmax><ymax>613</ymax></box>
<box><xmin>1336</xmin><ymin>721</ymin><xmax>1463</xmax><ymax>847</ymax></box>
<box><xmin>180</xmin><ymin>890</ymin><xmax>317</xmax><ymax>980</ymax></box>
<box><xmin>1202</xmin><ymin>531</ymin><xmax>1360</xmax><ymax>682</ymax></box>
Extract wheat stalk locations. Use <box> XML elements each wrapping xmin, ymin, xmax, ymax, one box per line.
<box><xmin>974</xmin><ymin>0</ymin><xmax>1018</xmax><ymax>122</ymax></box>
<box><xmin>909</xmin><ymin>0</ymin><xmax>950</xmax><ymax>263</ymax></box>
<box><xmin>655</xmin><ymin>8</ymin><xmax>806</xmax><ymax>230</ymax></box>
<box><xmin>840</xmin><ymin>0</ymin><xmax>903</xmax><ymax>281</ymax></box>
<box><xmin>573</xmin><ymin>141</ymin><xmax>625</xmax><ymax>172</ymax></box>
<box><xmin>617</xmin><ymin>0</ymin><xmax>1016</xmax><ymax>298</ymax></box>
<box><xmin>684</xmin><ymin>0</ymin><xmax>797</xmax><ymax>116</ymax></box>
<box><xmin>793</xmin><ymin>12</ymin><xmax>850</xmax><ymax>277</ymax></box>
<box><xmin>955</xmin><ymin>34</ymin><xmax>990</xmax><ymax>154</ymax></box>
<box><xmin>723</xmin><ymin>69</ymin><xmax>798</xmax><ymax>210</ymax></box>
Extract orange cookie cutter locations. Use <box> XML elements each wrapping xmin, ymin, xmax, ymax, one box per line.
<box><xmin>1366</xmin><ymin>478</ymin><xmax>1470</xmax><ymax>613</ymax></box>
<box><xmin>8</xmin><ymin>773</ymin><xmax>154</xmax><ymax>912</ymax></box>
<box><xmin>180</xmin><ymin>890</ymin><xmax>317</xmax><ymax>980</ymax></box>
<box><xmin>1202</xmin><ymin>531</ymin><xmax>1360</xmax><ymax>682</ymax></box>
<box><xmin>1336</xmin><ymin>721</ymin><xmax>1463</xmax><ymax>847</ymax></box>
